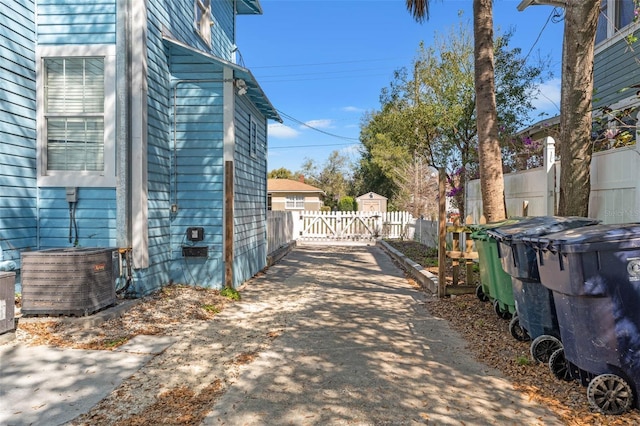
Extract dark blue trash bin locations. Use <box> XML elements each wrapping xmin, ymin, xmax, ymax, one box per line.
<box><xmin>529</xmin><ymin>223</ymin><xmax>640</xmax><ymax>415</ymax></box>
<box><xmin>486</xmin><ymin>216</ymin><xmax>599</xmax><ymax>363</ymax></box>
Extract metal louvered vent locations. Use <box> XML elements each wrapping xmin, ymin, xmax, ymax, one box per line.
<box><xmin>21</xmin><ymin>248</ymin><xmax>117</xmax><ymax>316</ymax></box>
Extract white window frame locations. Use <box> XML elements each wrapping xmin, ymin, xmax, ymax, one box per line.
<box><xmin>285</xmin><ymin>195</ymin><xmax>305</xmax><ymax>210</ymax></box>
<box><xmin>595</xmin><ymin>0</ymin><xmax>638</xmax><ymax>52</ymax></box>
<box><xmin>194</xmin><ymin>0</ymin><xmax>212</xmax><ymax>46</ymax></box>
<box><xmin>36</xmin><ymin>44</ymin><xmax>116</xmax><ymax>187</ymax></box>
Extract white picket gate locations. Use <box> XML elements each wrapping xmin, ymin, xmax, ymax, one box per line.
<box><xmin>295</xmin><ymin>211</ymin><xmax>414</xmax><ymax>242</ymax></box>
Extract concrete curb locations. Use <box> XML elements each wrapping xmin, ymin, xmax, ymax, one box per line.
<box><xmin>377</xmin><ymin>240</ymin><xmax>439</xmax><ymax>294</ymax></box>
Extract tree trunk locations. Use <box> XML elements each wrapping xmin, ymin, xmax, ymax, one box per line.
<box><xmin>473</xmin><ymin>0</ymin><xmax>506</xmax><ymax>222</ymax></box>
<box><xmin>557</xmin><ymin>1</ymin><xmax>600</xmax><ymax>217</ymax></box>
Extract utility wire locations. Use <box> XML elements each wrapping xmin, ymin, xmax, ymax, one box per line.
<box><xmin>250</xmin><ymin>57</ymin><xmax>401</xmax><ymax>69</ymax></box>
<box><xmin>269</xmin><ymin>142</ymin><xmax>360</xmax><ymax>150</ymax></box>
<box><xmin>523</xmin><ymin>8</ymin><xmax>563</xmax><ymax>64</ymax></box>
<box><xmin>276</xmin><ymin>110</ymin><xmax>360</xmax><ymax>142</ymax></box>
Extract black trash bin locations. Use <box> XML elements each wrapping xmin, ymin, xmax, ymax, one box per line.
<box><xmin>486</xmin><ymin>216</ymin><xmax>599</xmax><ymax>363</ymax></box>
<box><xmin>529</xmin><ymin>223</ymin><xmax>640</xmax><ymax>415</ymax></box>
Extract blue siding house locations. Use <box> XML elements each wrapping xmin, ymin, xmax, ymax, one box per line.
<box><xmin>592</xmin><ymin>0</ymin><xmax>639</xmax><ymax>142</ymax></box>
<box><xmin>0</xmin><ymin>0</ymin><xmax>280</xmax><ymax>295</ymax></box>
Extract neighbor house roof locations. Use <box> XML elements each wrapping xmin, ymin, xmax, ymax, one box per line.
<box><xmin>267</xmin><ymin>179</ymin><xmax>324</xmax><ymax>194</ymax></box>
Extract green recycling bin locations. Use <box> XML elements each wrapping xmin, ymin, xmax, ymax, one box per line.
<box><xmin>471</xmin><ymin>220</ymin><xmax>521</xmax><ymax>325</ymax></box>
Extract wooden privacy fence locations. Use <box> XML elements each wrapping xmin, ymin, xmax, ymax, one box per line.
<box><xmin>296</xmin><ymin>211</ymin><xmax>414</xmax><ymax>242</ymax></box>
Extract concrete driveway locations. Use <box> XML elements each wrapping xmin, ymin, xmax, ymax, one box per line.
<box><xmin>1</xmin><ymin>243</ymin><xmax>563</xmax><ymax>425</ymax></box>
<box><xmin>202</xmin><ymin>243</ymin><xmax>562</xmax><ymax>425</ymax></box>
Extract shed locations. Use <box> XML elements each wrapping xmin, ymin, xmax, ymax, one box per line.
<box><xmin>356</xmin><ymin>192</ymin><xmax>388</xmax><ymax>212</ymax></box>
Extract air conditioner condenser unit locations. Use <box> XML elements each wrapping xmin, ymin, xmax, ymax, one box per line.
<box><xmin>21</xmin><ymin>248</ymin><xmax>118</xmax><ymax>316</ymax></box>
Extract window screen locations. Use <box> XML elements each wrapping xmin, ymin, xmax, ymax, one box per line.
<box><xmin>44</xmin><ymin>57</ymin><xmax>105</xmax><ymax>171</ymax></box>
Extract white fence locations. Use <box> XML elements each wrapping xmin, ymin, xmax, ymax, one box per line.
<box><xmin>466</xmin><ymin>138</ymin><xmax>640</xmax><ymax>224</ymax></box>
<box><xmin>267</xmin><ymin>211</ymin><xmax>295</xmax><ymax>254</ymax></box>
<box><xmin>266</xmin><ymin>211</ymin><xmax>415</xmax><ymax>251</ymax></box>
<box><xmin>296</xmin><ymin>211</ymin><xmax>414</xmax><ymax>242</ymax></box>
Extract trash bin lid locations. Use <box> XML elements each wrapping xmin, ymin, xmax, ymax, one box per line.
<box><xmin>526</xmin><ymin>223</ymin><xmax>640</xmax><ymax>254</ymax></box>
<box><xmin>469</xmin><ymin>218</ymin><xmax>523</xmax><ymax>241</ymax></box>
<box><xmin>485</xmin><ymin>216</ymin><xmax>600</xmax><ymax>244</ymax></box>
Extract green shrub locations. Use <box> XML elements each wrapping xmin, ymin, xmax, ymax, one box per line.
<box><xmin>338</xmin><ymin>196</ymin><xmax>357</xmax><ymax>211</ymax></box>
<box><xmin>220</xmin><ymin>287</ymin><xmax>241</xmax><ymax>301</ymax></box>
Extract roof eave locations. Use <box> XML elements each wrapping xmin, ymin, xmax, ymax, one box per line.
<box><xmin>162</xmin><ymin>36</ymin><xmax>281</xmax><ymax>123</ymax></box>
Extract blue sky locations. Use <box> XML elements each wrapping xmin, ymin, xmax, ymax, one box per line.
<box><xmin>236</xmin><ymin>0</ymin><xmax>565</xmax><ymax>174</ymax></box>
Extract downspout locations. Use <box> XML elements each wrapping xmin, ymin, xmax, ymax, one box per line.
<box><xmin>116</xmin><ymin>0</ymin><xmax>131</xmax><ymax>250</ymax></box>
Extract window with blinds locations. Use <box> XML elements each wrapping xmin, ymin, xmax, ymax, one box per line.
<box><xmin>37</xmin><ymin>44</ymin><xmax>116</xmax><ymax>187</ymax></box>
<box><xmin>44</xmin><ymin>57</ymin><xmax>105</xmax><ymax>172</ymax></box>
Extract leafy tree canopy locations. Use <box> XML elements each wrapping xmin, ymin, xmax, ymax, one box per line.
<box><xmin>357</xmin><ymin>20</ymin><xmax>549</xmax><ymax>215</ymax></box>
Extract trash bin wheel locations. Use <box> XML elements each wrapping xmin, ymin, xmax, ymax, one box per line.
<box><xmin>530</xmin><ymin>335</ymin><xmax>562</xmax><ymax>364</ymax></box>
<box><xmin>587</xmin><ymin>374</ymin><xmax>633</xmax><ymax>415</ymax></box>
<box><xmin>509</xmin><ymin>315</ymin><xmax>531</xmax><ymax>342</ymax></box>
<box><xmin>549</xmin><ymin>348</ymin><xmax>573</xmax><ymax>382</ymax></box>
<box><xmin>476</xmin><ymin>284</ymin><xmax>490</xmax><ymax>302</ymax></box>
<box><xmin>493</xmin><ymin>299</ymin><xmax>512</xmax><ymax>320</ymax></box>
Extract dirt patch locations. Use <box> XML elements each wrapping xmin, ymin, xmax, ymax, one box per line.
<box><xmin>14</xmin><ymin>284</ymin><xmax>272</xmax><ymax>426</ymax></box>
<box><xmin>424</xmin><ymin>293</ymin><xmax>640</xmax><ymax>425</ymax></box>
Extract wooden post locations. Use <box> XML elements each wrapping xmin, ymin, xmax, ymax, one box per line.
<box><xmin>224</xmin><ymin>161</ymin><xmax>234</xmax><ymax>289</ymax></box>
<box><xmin>438</xmin><ymin>168</ymin><xmax>447</xmax><ymax>297</ymax></box>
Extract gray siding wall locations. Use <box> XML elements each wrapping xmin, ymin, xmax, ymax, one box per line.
<box><xmin>0</xmin><ymin>1</ymin><xmax>37</xmax><ymax>266</ymax></box>
<box><xmin>594</xmin><ymin>28</ymin><xmax>640</xmax><ymax>109</ymax></box>
<box><xmin>233</xmin><ymin>95</ymin><xmax>268</xmax><ymax>286</ymax></box>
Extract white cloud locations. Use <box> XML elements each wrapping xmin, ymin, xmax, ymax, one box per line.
<box><xmin>268</xmin><ymin>123</ymin><xmax>300</xmax><ymax>139</ymax></box>
<box><xmin>302</xmin><ymin>119</ymin><xmax>332</xmax><ymax>129</ymax></box>
<box><xmin>342</xmin><ymin>106</ymin><xmax>364</xmax><ymax>113</ymax></box>
<box><xmin>532</xmin><ymin>78</ymin><xmax>561</xmax><ymax>115</ymax></box>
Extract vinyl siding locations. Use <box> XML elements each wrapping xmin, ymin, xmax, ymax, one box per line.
<box><xmin>233</xmin><ymin>95</ymin><xmax>268</xmax><ymax>286</ymax></box>
<box><xmin>37</xmin><ymin>188</ymin><xmax>116</xmax><ymax>248</ymax></box>
<box><xmin>31</xmin><ymin>2</ymin><xmax>119</xmax><ymax>268</ymax></box>
<box><xmin>594</xmin><ymin>27</ymin><xmax>640</xmax><ymax>109</ymax></box>
<box><xmin>0</xmin><ymin>0</ymin><xmax>37</xmax><ymax>266</ymax></box>
<box><xmin>140</xmin><ymin>1</ymin><xmax>173</xmax><ymax>294</ymax></box>
<box><xmin>167</xmin><ymin>78</ymin><xmax>225</xmax><ymax>288</ymax></box>
<box><xmin>36</xmin><ymin>0</ymin><xmax>117</xmax><ymax>45</ymax></box>
<box><xmin>147</xmin><ymin>0</ymin><xmax>234</xmax><ymax>288</ymax></box>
